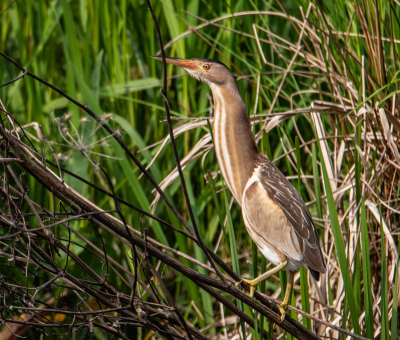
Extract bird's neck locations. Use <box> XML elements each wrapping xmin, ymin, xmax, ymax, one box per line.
<box><xmin>211</xmin><ymin>84</ymin><xmax>259</xmax><ymax>204</ymax></box>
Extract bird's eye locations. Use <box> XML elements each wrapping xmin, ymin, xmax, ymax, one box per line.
<box><xmin>203</xmin><ymin>64</ymin><xmax>210</xmax><ymax>70</ymax></box>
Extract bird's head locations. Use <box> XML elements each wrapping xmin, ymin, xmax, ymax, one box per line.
<box><xmin>151</xmin><ymin>56</ymin><xmax>235</xmax><ymax>88</ymax></box>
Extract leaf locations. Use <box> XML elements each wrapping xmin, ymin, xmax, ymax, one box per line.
<box><xmin>361</xmin><ymin>197</ymin><xmax>373</xmax><ymax>338</ymax></box>
<box><xmin>91</xmin><ymin>50</ymin><xmax>104</xmax><ymax>102</ymax></box>
<box><xmin>42</xmin><ymin>78</ymin><xmax>161</xmax><ymax>112</ymax></box>
<box><xmin>320</xmin><ymin>148</ymin><xmax>360</xmax><ymax>334</ymax></box>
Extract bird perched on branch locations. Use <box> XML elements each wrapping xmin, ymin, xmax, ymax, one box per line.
<box><xmin>152</xmin><ymin>56</ymin><xmax>326</xmax><ymax>320</ymax></box>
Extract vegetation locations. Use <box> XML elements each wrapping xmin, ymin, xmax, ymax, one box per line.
<box><xmin>0</xmin><ymin>0</ymin><xmax>399</xmax><ymax>339</ymax></box>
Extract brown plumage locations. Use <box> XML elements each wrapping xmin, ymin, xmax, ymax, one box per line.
<box><xmin>250</xmin><ymin>154</ymin><xmax>326</xmax><ymax>279</ymax></box>
<box><xmin>152</xmin><ymin>56</ymin><xmax>327</xmax><ymax>320</ymax></box>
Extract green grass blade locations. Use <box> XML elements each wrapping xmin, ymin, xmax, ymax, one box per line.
<box><xmin>361</xmin><ymin>197</ymin><xmax>374</xmax><ymax>338</ymax></box>
<box><xmin>112</xmin><ymin>141</ymin><xmax>169</xmax><ymax>247</ymax></box>
<box><xmin>91</xmin><ymin>50</ymin><xmax>104</xmax><ymax>102</ymax></box>
<box><xmin>295</xmin><ymin>136</ymin><xmax>301</xmax><ymax>192</ymax></box>
<box><xmin>207</xmin><ymin>174</ymin><xmax>226</xmax><ymax>237</ymax></box>
<box><xmin>267</xmin><ymin>317</ymin><xmax>274</xmax><ymax>340</ymax></box>
<box><xmin>294</xmin><ymin>136</ymin><xmax>309</xmax><ymax>328</ymax></box>
<box><xmin>391</xmin><ymin>240</ymin><xmax>399</xmax><ymax>340</ymax></box>
<box><xmin>112</xmin><ymin>115</ymin><xmax>162</xmax><ymax>182</ymax></box>
<box><xmin>379</xmin><ymin>202</ymin><xmax>389</xmax><ymax>340</ymax></box>
<box><xmin>251</xmin><ymin>241</ymin><xmax>259</xmax><ymax>340</ymax></box>
<box><xmin>312</xmin><ymin>144</ymin><xmax>322</xmax><ymax>219</ymax></box>
<box><xmin>185</xmin><ymin>175</ymin><xmax>214</xmax><ymax>327</ymax></box>
<box><xmin>42</xmin><ymin>79</ymin><xmax>162</xmax><ymax>112</ymax></box>
<box><xmin>223</xmin><ymin>189</ymin><xmax>246</xmax><ymax>339</ymax></box>
<box><xmin>61</xmin><ymin>0</ymin><xmax>84</xmax><ymax>77</ymax></box>
<box><xmin>300</xmin><ymin>268</ymin><xmax>311</xmax><ymax>330</ymax></box>
<box><xmin>372</xmin><ymin>151</ymin><xmax>389</xmax><ymax>339</ymax></box>
<box><xmin>73</xmin><ymin>65</ymin><xmax>102</xmax><ymax>115</ymax></box>
<box><xmin>340</xmin><ymin>300</ymin><xmax>348</xmax><ymax>340</ymax></box>
<box><xmin>259</xmin><ymin>255</ymin><xmax>267</xmax><ymax>338</ymax></box>
<box><xmin>354</xmin><ymin>120</ymin><xmax>362</xmax><ymax>310</ymax></box>
<box><xmin>223</xmin><ymin>190</ymin><xmax>240</xmax><ymax>276</ymax></box>
<box><xmin>320</xmin><ymin>149</ymin><xmax>361</xmax><ymax>334</ymax></box>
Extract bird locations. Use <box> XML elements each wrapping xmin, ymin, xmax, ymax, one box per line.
<box><xmin>151</xmin><ymin>56</ymin><xmax>327</xmax><ymax>320</ymax></box>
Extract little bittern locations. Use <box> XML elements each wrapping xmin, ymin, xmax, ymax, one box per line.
<box><xmin>152</xmin><ymin>56</ymin><xmax>327</xmax><ymax>320</ymax></box>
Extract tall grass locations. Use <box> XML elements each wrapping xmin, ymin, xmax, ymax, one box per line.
<box><xmin>1</xmin><ymin>0</ymin><xmax>399</xmax><ymax>339</ymax></box>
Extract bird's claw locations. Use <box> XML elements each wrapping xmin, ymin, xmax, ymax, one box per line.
<box><xmin>234</xmin><ymin>279</ymin><xmax>243</xmax><ymax>287</ymax></box>
<box><xmin>277</xmin><ymin>302</ymin><xmax>288</xmax><ymax>322</ymax></box>
<box><xmin>235</xmin><ymin>278</ymin><xmax>257</xmax><ymax>297</ymax></box>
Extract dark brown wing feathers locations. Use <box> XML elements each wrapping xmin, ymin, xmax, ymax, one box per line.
<box><xmin>256</xmin><ymin>154</ymin><xmax>326</xmax><ymax>276</ymax></box>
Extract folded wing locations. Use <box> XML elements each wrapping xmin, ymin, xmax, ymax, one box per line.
<box><xmin>243</xmin><ymin>155</ymin><xmax>326</xmax><ymax>279</ymax></box>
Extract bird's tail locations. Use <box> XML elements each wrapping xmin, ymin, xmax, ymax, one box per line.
<box><xmin>308</xmin><ymin>267</ymin><xmax>320</xmax><ymax>281</ymax></box>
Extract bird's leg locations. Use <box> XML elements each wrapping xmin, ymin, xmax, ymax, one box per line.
<box><xmin>235</xmin><ymin>261</ymin><xmax>287</xmax><ymax>297</ymax></box>
<box><xmin>277</xmin><ymin>271</ymin><xmax>294</xmax><ymax>321</ymax></box>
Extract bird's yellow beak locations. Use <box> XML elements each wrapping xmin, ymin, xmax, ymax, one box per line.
<box><xmin>151</xmin><ymin>56</ymin><xmax>198</xmax><ymax>70</ymax></box>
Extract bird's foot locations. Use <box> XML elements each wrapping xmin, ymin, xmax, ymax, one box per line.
<box><xmin>235</xmin><ymin>278</ymin><xmax>257</xmax><ymax>297</ymax></box>
<box><xmin>277</xmin><ymin>302</ymin><xmax>288</xmax><ymax>322</ymax></box>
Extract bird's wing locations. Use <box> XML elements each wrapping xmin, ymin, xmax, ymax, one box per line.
<box><xmin>243</xmin><ymin>154</ymin><xmax>326</xmax><ymax>274</ymax></box>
